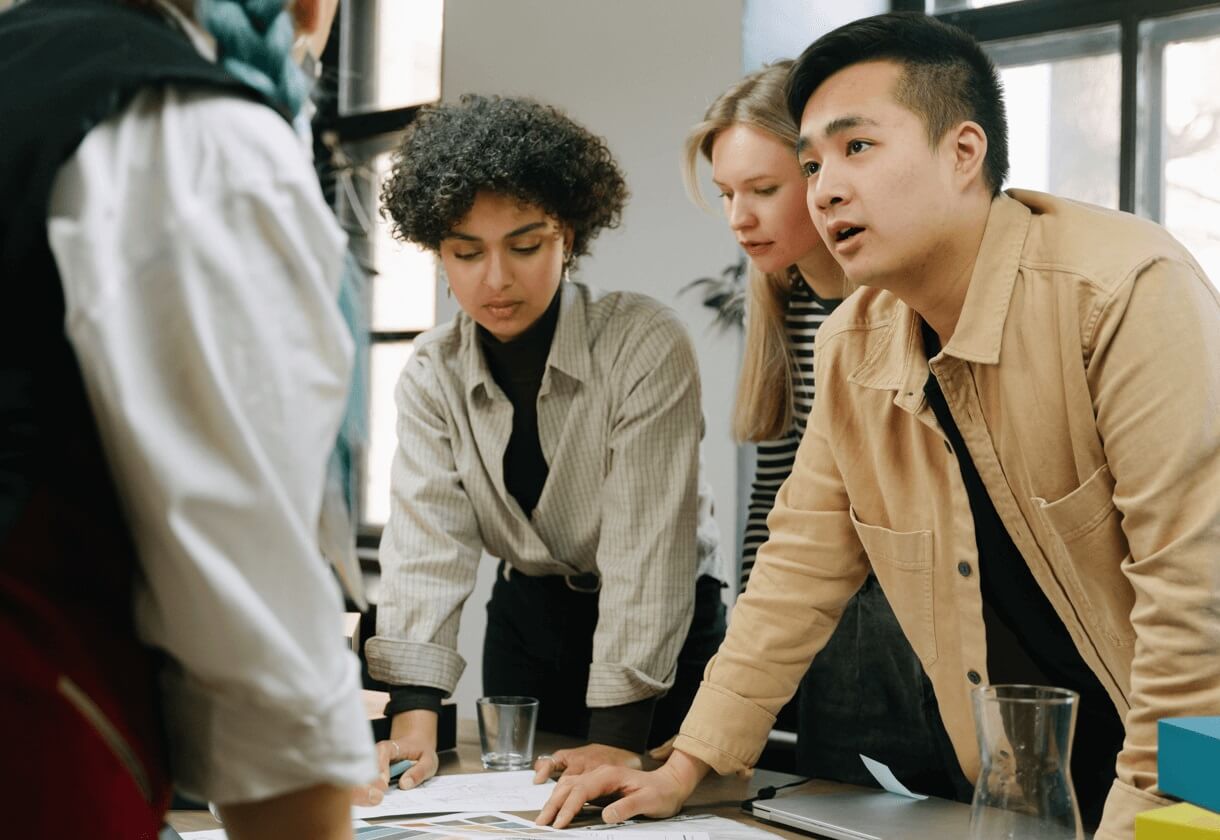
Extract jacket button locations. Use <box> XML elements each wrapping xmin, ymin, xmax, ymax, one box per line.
<box><xmin>967</xmin><ymin>670</ymin><xmax>982</xmax><ymax>685</ymax></box>
<box><xmin>958</xmin><ymin>561</ymin><xmax>972</xmax><ymax>577</ymax></box>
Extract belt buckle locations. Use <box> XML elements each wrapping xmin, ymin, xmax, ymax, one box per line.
<box><xmin>564</xmin><ymin>572</ymin><xmax>601</xmax><ymax>593</ymax></box>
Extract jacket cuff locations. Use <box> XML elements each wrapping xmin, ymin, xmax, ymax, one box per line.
<box><xmin>161</xmin><ymin>657</ymin><xmax>376</xmax><ymax>805</ymax></box>
<box><xmin>1095</xmin><ymin>778</ymin><xmax>1174</xmax><ymax>840</ymax></box>
<box><xmin>365</xmin><ymin>636</ymin><xmax>464</xmax><ymax>696</ymax></box>
<box><xmin>587</xmin><ymin>697</ymin><xmax>657</xmax><ymax>753</ymax></box>
<box><xmin>672</xmin><ymin>681</ymin><xmax>775</xmax><ymax>774</ymax></box>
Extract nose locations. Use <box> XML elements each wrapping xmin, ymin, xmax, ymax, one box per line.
<box><xmin>728</xmin><ymin>196</ymin><xmax>756</xmax><ymax>232</ymax></box>
<box><xmin>810</xmin><ymin>163</ymin><xmax>848</xmax><ymax>213</ymax></box>
<box><xmin>482</xmin><ymin>248</ymin><xmax>510</xmax><ymax>292</ymax></box>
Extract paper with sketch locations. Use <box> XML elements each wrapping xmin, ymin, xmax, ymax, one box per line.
<box><xmin>376</xmin><ymin>811</ymin><xmax>705</xmax><ymax>840</ymax></box>
<box><xmin>859</xmin><ymin>754</ymin><xmax>928</xmax><ymax>800</ymax></box>
<box><xmin>352</xmin><ymin>771</ymin><xmax>557</xmax><ymax>819</ymax></box>
<box><xmin>578</xmin><ymin>812</ymin><xmax>779</xmax><ymax>840</ymax></box>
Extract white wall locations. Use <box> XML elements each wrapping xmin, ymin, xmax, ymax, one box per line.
<box><xmin>437</xmin><ymin>0</ymin><xmax>745</xmax><ymax>720</ymax></box>
<box><xmin>743</xmin><ymin>0</ymin><xmax>888</xmax><ymax>70</ymax></box>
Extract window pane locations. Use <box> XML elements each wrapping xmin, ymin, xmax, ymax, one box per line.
<box><xmin>927</xmin><ymin>0</ymin><xmax>1016</xmax><ymax>12</ymax></box>
<box><xmin>340</xmin><ymin>0</ymin><xmax>444</xmax><ymax>115</ymax></box>
<box><xmin>364</xmin><ymin>341</ymin><xmax>415</xmax><ymax>527</ymax></box>
<box><xmin>1139</xmin><ymin>8</ymin><xmax>1220</xmax><ymax>289</ymax></box>
<box><xmin>334</xmin><ymin>141</ymin><xmax>437</xmax><ymax>333</ymax></box>
<box><xmin>985</xmin><ymin>26</ymin><xmax>1120</xmax><ymax>208</ymax></box>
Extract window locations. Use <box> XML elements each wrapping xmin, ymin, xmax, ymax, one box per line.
<box><xmin>315</xmin><ymin>1</ymin><xmax>444</xmax><ymax>535</ymax></box>
<box><xmin>891</xmin><ymin>0</ymin><xmax>1220</xmax><ymax>285</ymax></box>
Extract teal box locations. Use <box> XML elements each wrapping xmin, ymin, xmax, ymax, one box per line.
<box><xmin>1160</xmin><ymin>717</ymin><xmax>1220</xmax><ymax>813</ymax></box>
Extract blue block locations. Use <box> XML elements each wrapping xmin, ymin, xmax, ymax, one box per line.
<box><xmin>1159</xmin><ymin>718</ymin><xmax>1220</xmax><ymax>813</ymax></box>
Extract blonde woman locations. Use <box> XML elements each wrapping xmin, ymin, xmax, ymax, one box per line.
<box><xmin>682</xmin><ymin>63</ymin><xmax>969</xmax><ymax>798</ymax></box>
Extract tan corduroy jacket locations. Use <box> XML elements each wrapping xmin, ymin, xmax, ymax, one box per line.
<box><xmin>674</xmin><ymin>191</ymin><xmax>1220</xmax><ymax>840</ymax></box>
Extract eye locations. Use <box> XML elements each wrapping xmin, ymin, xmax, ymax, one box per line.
<box><xmin>801</xmin><ymin>160</ymin><xmax>820</xmax><ymax>177</ymax></box>
<box><xmin>755</xmin><ymin>186</ymin><xmax>779</xmax><ymax>196</ymax></box>
<box><xmin>717</xmin><ymin>190</ymin><xmax>733</xmax><ymax>200</ymax></box>
<box><xmin>511</xmin><ymin>244</ymin><xmax>541</xmax><ymax>255</ymax></box>
<box><xmin>452</xmin><ymin>251</ymin><xmax>481</xmax><ymax>261</ymax></box>
<box><xmin>846</xmin><ymin>139</ymin><xmax>872</xmax><ymax>156</ymax></box>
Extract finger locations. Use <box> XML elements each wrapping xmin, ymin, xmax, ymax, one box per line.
<box><xmin>400</xmin><ymin>751</ymin><xmax>438</xmax><ymax>790</ymax></box>
<box><xmin>533</xmin><ymin>752</ymin><xmax>564</xmax><ymax>783</ymax></box>
<box><xmin>535</xmin><ymin>777</ymin><xmax>578</xmax><ymax>825</ymax></box>
<box><xmin>550</xmin><ymin>783</ymin><xmax>595</xmax><ymax>829</ymax></box>
<box><xmin>603</xmin><ymin>786</ymin><xmax>664</xmax><ymax>824</ymax></box>
<box><xmin>374</xmin><ymin>741</ymin><xmax>396</xmax><ymax>781</ymax></box>
<box><xmin>647</xmin><ymin>736</ymin><xmax>675</xmax><ymax>761</ymax></box>
<box><xmin>351</xmin><ymin>783</ymin><xmax>385</xmax><ymax>807</ymax></box>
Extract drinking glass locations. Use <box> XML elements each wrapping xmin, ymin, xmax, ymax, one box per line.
<box><xmin>969</xmin><ymin>684</ymin><xmax>1083</xmax><ymax>840</ymax></box>
<box><xmin>476</xmin><ymin>695</ymin><xmax>539</xmax><ymax>771</ymax></box>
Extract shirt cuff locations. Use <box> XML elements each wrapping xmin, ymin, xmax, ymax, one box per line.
<box><xmin>673</xmin><ymin>680</ymin><xmax>775</xmax><ymax>775</ymax></box>
<box><xmin>365</xmin><ymin>636</ymin><xmax>465</xmax><ymax>696</ymax></box>
<box><xmin>160</xmin><ymin>656</ymin><xmax>376</xmax><ymax>805</ymax></box>
<box><xmin>587</xmin><ymin>697</ymin><xmax>657</xmax><ymax>753</ymax></box>
<box><xmin>385</xmin><ymin>685</ymin><xmax>446</xmax><ymax>719</ymax></box>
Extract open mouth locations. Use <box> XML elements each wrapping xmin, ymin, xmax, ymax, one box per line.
<box><xmin>835</xmin><ymin>226</ymin><xmax>864</xmax><ymax>242</ymax></box>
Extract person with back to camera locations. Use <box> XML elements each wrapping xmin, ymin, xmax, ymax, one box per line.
<box><xmin>0</xmin><ymin>0</ymin><xmax>379</xmax><ymax>837</ymax></box>
<box><xmin>537</xmin><ymin>13</ymin><xmax>1220</xmax><ymax>840</ymax></box>
<box><xmin>362</xmin><ymin>94</ymin><xmax>727</xmax><ymax>795</ymax></box>
<box><xmin>680</xmin><ymin>60</ymin><xmax>970</xmax><ymax>799</ymax></box>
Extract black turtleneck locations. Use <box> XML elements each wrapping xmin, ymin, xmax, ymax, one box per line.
<box><xmin>477</xmin><ymin>287</ymin><xmax>562</xmax><ymax>517</ymax></box>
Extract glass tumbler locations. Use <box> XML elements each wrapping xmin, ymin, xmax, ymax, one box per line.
<box><xmin>476</xmin><ymin>695</ymin><xmax>539</xmax><ymax>771</ymax></box>
<box><xmin>969</xmin><ymin>684</ymin><xmax>1083</xmax><ymax>840</ymax></box>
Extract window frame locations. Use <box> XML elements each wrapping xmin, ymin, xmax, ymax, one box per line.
<box><xmin>889</xmin><ymin>0</ymin><xmax>1220</xmax><ymax>213</ymax></box>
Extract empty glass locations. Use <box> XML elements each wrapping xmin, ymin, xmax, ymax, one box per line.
<box><xmin>476</xmin><ymin>696</ymin><xmax>539</xmax><ymax>771</ymax></box>
<box><xmin>969</xmin><ymin>684</ymin><xmax>1083</xmax><ymax>840</ymax></box>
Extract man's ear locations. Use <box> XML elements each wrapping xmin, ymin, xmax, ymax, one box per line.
<box><xmin>950</xmin><ymin>120</ymin><xmax>989</xmax><ymax>191</ymax></box>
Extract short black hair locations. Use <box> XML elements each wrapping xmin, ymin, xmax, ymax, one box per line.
<box><xmin>787</xmin><ymin>12</ymin><xmax>1008</xmax><ymax>195</ymax></box>
<box><xmin>381</xmin><ymin>94</ymin><xmax>628</xmax><ymax>264</ymax></box>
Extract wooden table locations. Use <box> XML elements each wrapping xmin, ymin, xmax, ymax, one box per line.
<box><xmin>168</xmin><ymin>718</ymin><xmax>852</xmax><ymax>838</ymax></box>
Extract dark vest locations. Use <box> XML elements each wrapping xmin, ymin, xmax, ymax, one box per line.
<box><xmin>0</xmin><ymin>0</ymin><xmax>277</xmax><ymax>812</ymax></box>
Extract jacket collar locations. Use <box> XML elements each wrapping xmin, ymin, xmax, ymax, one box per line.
<box><xmin>850</xmin><ymin>191</ymin><xmax>1032</xmax><ymax>398</ymax></box>
<box><xmin>463</xmin><ymin>281</ymin><xmax>592</xmax><ymax>397</ymax></box>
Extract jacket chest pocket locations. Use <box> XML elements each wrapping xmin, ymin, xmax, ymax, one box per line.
<box><xmin>849</xmin><ymin>508</ymin><xmax>938</xmax><ymax>667</ymax></box>
<box><xmin>1034</xmin><ymin>463</ymin><xmax>1136</xmax><ymax>646</ymax></box>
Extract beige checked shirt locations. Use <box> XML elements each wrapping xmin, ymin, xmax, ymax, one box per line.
<box><xmin>367</xmin><ymin>282</ymin><xmax>721</xmax><ymax>708</ymax></box>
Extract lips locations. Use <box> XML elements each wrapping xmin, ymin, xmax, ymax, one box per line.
<box><xmin>484</xmin><ymin>300</ymin><xmax>522</xmax><ymax>317</ymax></box>
<box><xmin>740</xmin><ymin>240</ymin><xmax>774</xmax><ymax>256</ymax></box>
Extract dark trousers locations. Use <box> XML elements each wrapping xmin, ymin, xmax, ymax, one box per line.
<box><xmin>795</xmin><ymin>574</ymin><xmax>974</xmax><ymax>802</ymax></box>
<box><xmin>482</xmin><ymin>564</ymin><xmax>726</xmax><ymax>749</ymax></box>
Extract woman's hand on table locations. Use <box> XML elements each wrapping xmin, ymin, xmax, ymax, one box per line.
<box><xmin>534</xmin><ymin>748</ymin><xmax>710</xmax><ymax>829</ymax></box>
<box><xmin>351</xmin><ymin>710</ymin><xmax>440</xmax><ymax>806</ymax></box>
<box><xmin>532</xmin><ymin>742</ymin><xmax>641</xmax><ymax>783</ymax></box>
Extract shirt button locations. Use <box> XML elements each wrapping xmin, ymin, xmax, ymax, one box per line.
<box><xmin>957</xmin><ymin>561</ymin><xmax>972</xmax><ymax>577</ymax></box>
<box><xmin>967</xmin><ymin>670</ymin><xmax>982</xmax><ymax>685</ymax></box>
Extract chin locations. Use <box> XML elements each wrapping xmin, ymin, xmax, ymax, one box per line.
<box><xmin>749</xmin><ymin>255</ymin><xmax>788</xmax><ymax>275</ymax></box>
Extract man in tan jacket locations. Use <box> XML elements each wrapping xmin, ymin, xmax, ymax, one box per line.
<box><xmin>536</xmin><ymin>12</ymin><xmax>1220</xmax><ymax>840</ymax></box>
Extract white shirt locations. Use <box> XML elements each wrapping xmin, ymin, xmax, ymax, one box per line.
<box><xmin>45</xmin><ymin>80</ymin><xmax>376</xmax><ymax>802</ymax></box>
<box><xmin>368</xmin><ymin>282</ymin><xmax>721</xmax><ymax>707</ymax></box>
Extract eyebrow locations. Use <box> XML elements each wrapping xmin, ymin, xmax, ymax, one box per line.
<box><xmin>711</xmin><ymin>174</ymin><xmax>776</xmax><ymax>188</ymax></box>
<box><xmin>796</xmin><ymin>115</ymin><xmax>880</xmax><ymax>155</ymax></box>
<box><xmin>444</xmin><ymin>220</ymin><xmax>549</xmax><ymax>242</ymax></box>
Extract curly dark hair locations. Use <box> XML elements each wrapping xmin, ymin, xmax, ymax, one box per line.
<box><xmin>380</xmin><ymin>95</ymin><xmax>629</xmax><ymax>264</ymax></box>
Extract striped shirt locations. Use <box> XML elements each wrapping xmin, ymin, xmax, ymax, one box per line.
<box><xmin>741</xmin><ymin>276</ymin><xmax>841</xmax><ymax>590</ymax></box>
<box><xmin>367</xmin><ymin>281</ymin><xmax>721</xmax><ymax>708</ymax></box>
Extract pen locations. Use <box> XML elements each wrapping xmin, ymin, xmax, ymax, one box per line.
<box><xmin>388</xmin><ymin>758</ymin><xmax>415</xmax><ymax>786</ymax></box>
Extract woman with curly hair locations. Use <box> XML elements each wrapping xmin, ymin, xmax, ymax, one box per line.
<box><xmin>364</xmin><ymin>95</ymin><xmax>726</xmax><ymax>792</ymax></box>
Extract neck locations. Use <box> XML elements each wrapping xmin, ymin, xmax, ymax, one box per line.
<box><xmin>889</xmin><ymin>195</ymin><xmax>991</xmax><ymax>346</ymax></box>
<box><xmin>794</xmin><ymin>244</ymin><xmax>846</xmax><ymax>300</ymax></box>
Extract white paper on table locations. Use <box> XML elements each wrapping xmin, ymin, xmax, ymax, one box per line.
<box><xmin>180</xmin><ymin>820</ymin><xmax>371</xmax><ymax>839</ymax></box>
<box><xmin>577</xmin><ymin>813</ymin><xmax>783</xmax><ymax>840</ymax></box>
<box><xmin>353</xmin><ymin>771</ymin><xmax>557</xmax><ymax>820</ymax></box>
<box><xmin>859</xmin><ymin>754</ymin><xmax>928</xmax><ymax>800</ymax></box>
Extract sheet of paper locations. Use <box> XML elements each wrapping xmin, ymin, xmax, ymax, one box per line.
<box><xmin>859</xmin><ymin>754</ymin><xmax>928</xmax><ymax>800</ymax></box>
<box><xmin>353</xmin><ymin>771</ymin><xmax>557</xmax><ymax>820</ymax></box>
<box><xmin>181</xmin><ymin>821</ymin><xmax>372</xmax><ymax>839</ymax></box>
<box><xmin>578</xmin><ymin>812</ymin><xmax>782</xmax><ymax>840</ymax></box>
<box><xmin>375</xmin><ymin>811</ymin><xmax>705</xmax><ymax>840</ymax></box>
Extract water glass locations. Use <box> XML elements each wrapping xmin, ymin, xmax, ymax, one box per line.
<box><xmin>476</xmin><ymin>695</ymin><xmax>539</xmax><ymax>770</ymax></box>
<box><xmin>969</xmin><ymin>684</ymin><xmax>1083</xmax><ymax>840</ymax></box>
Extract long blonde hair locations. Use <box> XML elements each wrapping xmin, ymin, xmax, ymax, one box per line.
<box><xmin>684</xmin><ymin>61</ymin><xmax>819</xmax><ymax>442</ymax></box>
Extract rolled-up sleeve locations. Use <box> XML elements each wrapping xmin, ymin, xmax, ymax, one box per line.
<box><xmin>47</xmin><ymin>88</ymin><xmax>375</xmax><ymax>804</ymax></box>
<box><xmin>587</xmin><ymin>310</ymin><xmax>705</xmax><ymax>708</ymax></box>
<box><xmin>364</xmin><ymin>354</ymin><xmax>485</xmax><ymax>696</ymax></box>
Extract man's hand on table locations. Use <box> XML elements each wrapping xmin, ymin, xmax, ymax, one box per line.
<box><xmin>534</xmin><ymin>748</ymin><xmax>711</xmax><ymax>829</ymax></box>
<box><xmin>532</xmin><ymin>742</ymin><xmax>642</xmax><ymax>783</ymax></box>
<box><xmin>351</xmin><ymin>709</ymin><xmax>440</xmax><ymax>806</ymax></box>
